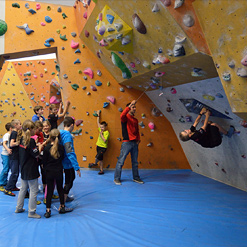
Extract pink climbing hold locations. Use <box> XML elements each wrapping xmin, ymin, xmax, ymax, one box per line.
<box><xmin>83</xmin><ymin>11</ymin><xmax>87</xmax><ymax>19</ymax></box>
<box><xmin>158</xmin><ymin>55</ymin><xmax>170</xmax><ymax>64</ymax></box>
<box><xmin>162</xmin><ymin>0</ymin><xmax>171</xmax><ymax>7</ymax></box>
<box><xmin>130</xmin><ymin>62</ymin><xmax>135</xmax><ymax>68</ymax></box>
<box><xmin>41</xmin><ymin>97</ymin><xmax>45</xmax><ymax>102</ymax></box>
<box><xmin>99</xmin><ymin>13</ymin><xmax>103</xmax><ymax>21</ymax></box>
<box><xmin>85</xmin><ymin>30</ymin><xmax>90</xmax><ymax>38</ymax></box>
<box><xmin>241</xmin><ymin>55</ymin><xmax>247</xmax><ymax>66</ymax></box>
<box><xmin>50</xmin><ymin>96</ymin><xmax>60</xmax><ymax>104</ymax></box>
<box><xmin>83</xmin><ymin>68</ymin><xmax>94</xmax><ymax>79</ymax></box>
<box><xmin>107</xmin><ymin>96</ymin><xmax>115</xmax><ymax>104</ymax></box>
<box><xmin>33</xmin><ymin>75</ymin><xmax>37</xmax><ymax>79</ymax></box>
<box><xmin>75</xmin><ymin>119</ymin><xmax>83</xmax><ymax>126</ymax></box>
<box><xmin>36</xmin><ymin>3</ymin><xmax>41</xmax><ymax>10</ymax></box>
<box><xmin>148</xmin><ymin>122</ymin><xmax>155</xmax><ymax>130</ymax></box>
<box><xmin>155</xmin><ymin>71</ymin><xmax>165</xmax><ymax>77</ymax></box>
<box><xmin>41</xmin><ymin>61</ymin><xmax>45</xmax><ymax>65</ymax></box>
<box><xmin>40</xmin><ymin>73</ymin><xmax>43</xmax><ymax>78</ymax></box>
<box><xmin>71</xmin><ymin>40</ymin><xmax>79</xmax><ymax>49</ymax></box>
<box><xmin>91</xmin><ymin>85</ymin><xmax>97</xmax><ymax>91</ymax></box>
<box><xmin>41</xmin><ymin>22</ymin><xmax>46</xmax><ymax>26</ymax></box>
<box><xmin>171</xmin><ymin>88</ymin><xmax>177</xmax><ymax>94</ymax></box>
<box><xmin>99</xmin><ymin>39</ymin><xmax>108</xmax><ymax>47</ymax></box>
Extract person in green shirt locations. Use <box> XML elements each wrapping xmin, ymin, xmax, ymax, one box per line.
<box><xmin>89</xmin><ymin>111</ymin><xmax>110</xmax><ymax>175</ymax></box>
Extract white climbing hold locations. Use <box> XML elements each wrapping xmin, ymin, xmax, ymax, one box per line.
<box><xmin>152</xmin><ymin>3</ymin><xmax>160</xmax><ymax>12</ymax></box>
<box><xmin>174</xmin><ymin>0</ymin><xmax>184</xmax><ymax>9</ymax></box>
<box><xmin>183</xmin><ymin>14</ymin><xmax>195</xmax><ymax>27</ymax></box>
<box><xmin>175</xmin><ymin>35</ymin><xmax>186</xmax><ymax>44</ymax></box>
<box><xmin>237</xmin><ymin>68</ymin><xmax>247</xmax><ymax>77</ymax></box>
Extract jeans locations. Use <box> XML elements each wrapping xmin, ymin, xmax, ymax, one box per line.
<box><xmin>114</xmin><ymin>141</ymin><xmax>140</xmax><ymax>181</ymax></box>
<box><xmin>5</xmin><ymin>159</ymin><xmax>19</xmax><ymax>190</ymax></box>
<box><xmin>16</xmin><ymin>178</ymin><xmax>39</xmax><ymax>214</ymax></box>
<box><xmin>0</xmin><ymin>154</ymin><xmax>9</xmax><ymax>186</ymax></box>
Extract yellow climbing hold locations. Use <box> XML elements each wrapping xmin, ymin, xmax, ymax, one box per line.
<box><xmin>203</xmin><ymin>95</ymin><xmax>215</xmax><ymax>101</ymax></box>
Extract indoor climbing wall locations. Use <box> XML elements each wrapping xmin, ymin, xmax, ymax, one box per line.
<box><xmin>79</xmin><ymin>0</ymin><xmax>218</xmax><ymax>91</ymax></box>
<box><xmin>0</xmin><ymin>0</ymin><xmax>190</xmax><ymax>170</ymax></box>
<box><xmin>146</xmin><ymin>77</ymin><xmax>247</xmax><ymax>191</ymax></box>
<box><xmin>193</xmin><ymin>0</ymin><xmax>247</xmax><ymax>120</ymax></box>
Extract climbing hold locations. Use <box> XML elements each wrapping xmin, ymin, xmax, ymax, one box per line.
<box><xmin>75</xmin><ymin>120</ymin><xmax>83</xmax><ymax>127</ymax></box>
<box><xmin>222</xmin><ymin>72</ymin><xmax>231</xmax><ymax>81</ymax></box>
<box><xmin>87</xmin><ymin>92</ymin><xmax>91</xmax><ymax>95</ymax></box>
<box><xmin>98</xmin><ymin>25</ymin><xmax>106</xmax><ymax>36</ymax></box>
<box><xmin>71</xmin><ymin>40</ymin><xmax>79</xmax><ymax>49</ymax></box>
<box><xmin>36</xmin><ymin>3</ymin><xmax>41</xmax><ymax>10</ymax></box>
<box><xmin>28</xmin><ymin>8</ymin><xmax>36</xmax><ymax>14</ymax></box>
<box><xmin>98</xmin><ymin>12</ymin><xmax>103</xmax><ymax>21</ymax></box>
<box><xmin>95</xmin><ymin>80</ymin><xmax>102</xmax><ymax>86</ymax></box>
<box><xmin>107</xmin><ymin>96</ymin><xmax>115</xmax><ymax>104</ymax></box>
<box><xmin>41</xmin><ymin>22</ymin><xmax>46</xmax><ymax>26</ymax></box>
<box><xmin>114</xmin><ymin>23</ymin><xmax>123</xmax><ymax>32</ymax></box>
<box><xmin>237</xmin><ymin>68</ymin><xmax>247</xmax><ymax>77</ymax></box>
<box><xmin>242</xmin><ymin>155</ymin><xmax>246</xmax><ymax>159</ymax></box>
<box><xmin>108</xmin><ymin>27</ymin><xmax>115</xmax><ymax>32</ymax></box>
<box><xmin>0</xmin><ymin>20</ymin><xmax>8</xmax><ymax>36</ymax></box>
<box><xmin>163</xmin><ymin>0</ymin><xmax>171</xmax><ymax>6</ymax></box>
<box><xmin>44</xmin><ymin>38</ymin><xmax>54</xmax><ymax>47</ymax></box>
<box><xmin>147</xmin><ymin>142</ymin><xmax>153</xmax><ymax>147</ymax></box>
<box><xmin>74</xmin><ymin>59</ymin><xmax>81</xmax><ymax>64</ymax></box>
<box><xmin>12</xmin><ymin>3</ymin><xmax>20</xmax><ymax>8</ymax></box>
<box><xmin>106</xmin><ymin>14</ymin><xmax>114</xmax><ymax>24</ymax></box>
<box><xmin>85</xmin><ymin>30</ymin><xmax>90</xmax><ymax>37</ymax></box>
<box><xmin>152</xmin><ymin>3</ymin><xmax>160</xmax><ymax>12</ymax></box>
<box><xmin>183</xmin><ymin>14</ymin><xmax>195</xmax><ymax>27</ymax></box>
<box><xmin>174</xmin><ymin>0</ymin><xmax>184</xmax><ymax>9</ymax></box>
<box><xmin>139</xmin><ymin>121</ymin><xmax>145</xmax><ymax>128</ymax></box>
<box><xmin>72</xmin><ymin>128</ymin><xmax>82</xmax><ymax>135</ymax></box>
<box><xmin>185</xmin><ymin>115</ymin><xmax>192</xmax><ymax>122</ymax></box>
<box><xmin>71</xmin><ymin>32</ymin><xmax>76</xmax><ymax>37</ymax></box>
<box><xmin>75</xmin><ymin>49</ymin><xmax>81</xmax><ymax>53</ymax></box>
<box><xmin>45</xmin><ymin>16</ymin><xmax>52</xmax><ymax>23</ymax></box>
<box><xmin>171</xmin><ymin>88</ymin><xmax>177</xmax><ymax>94</ymax></box>
<box><xmin>17</xmin><ymin>23</ymin><xmax>34</xmax><ymax>35</ymax></box>
<box><xmin>241</xmin><ymin>55</ymin><xmax>247</xmax><ymax>66</ymax></box>
<box><xmin>62</xmin><ymin>13</ymin><xmax>68</xmax><ymax>19</ymax></box>
<box><xmin>93</xmin><ymin>111</ymin><xmax>99</xmax><ymax>117</ymax></box>
<box><xmin>143</xmin><ymin>61</ymin><xmax>151</xmax><ymax>69</ymax></box>
<box><xmin>216</xmin><ymin>93</ymin><xmax>223</xmax><ymax>98</ymax></box>
<box><xmin>47</xmin><ymin>6</ymin><xmax>51</xmax><ymax>11</ymax></box>
<box><xmin>155</xmin><ymin>71</ymin><xmax>165</xmax><ymax>77</ymax></box>
<box><xmin>83</xmin><ymin>68</ymin><xmax>94</xmax><ymax>79</ymax></box>
<box><xmin>173</xmin><ymin>44</ymin><xmax>185</xmax><ymax>57</ymax></box>
<box><xmin>158</xmin><ymin>55</ymin><xmax>170</xmax><ymax>64</ymax></box>
<box><xmin>71</xmin><ymin>84</ymin><xmax>79</xmax><ymax>90</ymax></box>
<box><xmin>99</xmin><ymin>39</ymin><xmax>108</xmax><ymax>47</ymax></box>
<box><xmin>122</xmin><ymin>36</ymin><xmax>131</xmax><ymax>45</ymax></box>
<box><xmin>49</xmin><ymin>96</ymin><xmax>60</xmax><ymax>104</ymax></box>
<box><xmin>119</xmin><ymin>87</ymin><xmax>125</xmax><ymax>92</ymax></box>
<box><xmin>221</xmin><ymin>168</ymin><xmax>226</xmax><ymax>174</ymax></box>
<box><xmin>62</xmin><ymin>25</ymin><xmax>66</xmax><ymax>29</ymax></box>
<box><xmin>83</xmin><ymin>12</ymin><xmax>87</xmax><ymax>19</ymax></box>
<box><xmin>63</xmin><ymin>74</ymin><xmax>68</xmax><ymax>79</ymax></box>
<box><xmin>152</xmin><ymin>107</ymin><xmax>161</xmax><ymax>117</ymax></box>
<box><xmin>83</xmin><ymin>76</ymin><xmax>87</xmax><ymax>80</ymax></box>
<box><xmin>57</xmin><ymin>7</ymin><xmax>62</xmax><ymax>13</ymax></box>
<box><xmin>82</xmin><ymin>86</ymin><xmax>87</xmax><ymax>90</ymax></box>
<box><xmin>91</xmin><ymin>85</ymin><xmax>97</xmax><ymax>91</ymax></box>
<box><xmin>55</xmin><ymin>64</ymin><xmax>60</xmax><ymax>72</ymax></box>
<box><xmin>203</xmin><ymin>95</ymin><xmax>215</xmax><ymax>101</ymax></box>
<box><xmin>25</xmin><ymin>3</ymin><xmax>29</xmax><ymax>8</ymax></box>
<box><xmin>103</xmin><ymin>102</ymin><xmax>109</xmax><ymax>108</ymax></box>
<box><xmin>60</xmin><ymin>34</ymin><xmax>67</xmax><ymax>41</ymax></box>
<box><xmin>228</xmin><ymin>61</ymin><xmax>235</xmax><ymax>68</ymax></box>
<box><xmin>116</xmin><ymin>33</ymin><xmax>123</xmax><ymax>40</ymax></box>
<box><xmin>240</xmin><ymin>120</ymin><xmax>247</xmax><ymax>128</ymax></box>
<box><xmin>118</xmin><ymin>108</ymin><xmax>123</xmax><ymax>112</ymax></box>
<box><xmin>166</xmin><ymin>107</ymin><xmax>173</xmax><ymax>112</ymax></box>
<box><xmin>132</xmin><ymin>14</ymin><xmax>147</xmax><ymax>34</ymax></box>
<box><xmin>175</xmin><ymin>35</ymin><xmax>186</xmax><ymax>44</ymax></box>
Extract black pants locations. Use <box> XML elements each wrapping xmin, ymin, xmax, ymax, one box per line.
<box><xmin>46</xmin><ymin>169</ymin><xmax>64</xmax><ymax>208</ymax></box>
<box><xmin>64</xmin><ymin>168</ymin><xmax>75</xmax><ymax>195</ymax></box>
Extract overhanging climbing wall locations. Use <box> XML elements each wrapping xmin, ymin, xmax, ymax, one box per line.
<box><xmin>0</xmin><ymin>0</ymin><xmax>190</xmax><ymax>170</ymax></box>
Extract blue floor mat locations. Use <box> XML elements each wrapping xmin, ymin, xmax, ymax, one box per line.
<box><xmin>0</xmin><ymin>169</ymin><xmax>247</xmax><ymax>247</ymax></box>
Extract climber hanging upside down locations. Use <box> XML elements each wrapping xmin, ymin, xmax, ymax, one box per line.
<box><xmin>179</xmin><ymin>107</ymin><xmax>235</xmax><ymax>148</ymax></box>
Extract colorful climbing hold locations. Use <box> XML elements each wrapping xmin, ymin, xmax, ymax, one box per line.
<box><xmin>222</xmin><ymin>72</ymin><xmax>231</xmax><ymax>81</ymax></box>
<box><xmin>71</xmin><ymin>40</ymin><xmax>79</xmax><ymax>49</ymax></box>
<box><xmin>107</xmin><ymin>96</ymin><xmax>115</xmax><ymax>104</ymax></box>
<box><xmin>16</xmin><ymin>24</ymin><xmax>34</xmax><ymax>35</ymax></box>
<box><xmin>171</xmin><ymin>88</ymin><xmax>177</xmax><ymax>94</ymax></box>
<box><xmin>83</xmin><ymin>68</ymin><xmax>94</xmax><ymax>79</ymax></box>
<box><xmin>75</xmin><ymin>119</ymin><xmax>83</xmax><ymax>126</ymax></box>
<box><xmin>91</xmin><ymin>85</ymin><xmax>97</xmax><ymax>91</ymax></box>
<box><xmin>85</xmin><ymin>30</ymin><xmax>90</xmax><ymax>37</ymax></box>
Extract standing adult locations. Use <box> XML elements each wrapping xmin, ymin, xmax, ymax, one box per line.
<box><xmin>114</xmin><ymin>100</ymin><xmax>144</xmax><ymax>185</ymax></box>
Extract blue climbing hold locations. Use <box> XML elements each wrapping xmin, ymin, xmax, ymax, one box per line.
<box><xmin>28</xmin><ymin>9</ymin><xmax>36</xmax><ymax>14</ymax></box>
<box><xmin>30</xmin><ymin>96</ymin><xmax>34</xmax><ymax>100</ymax></box>
<box><xmin>22</xmin><ymin>108</ymin><xmax>25</xmax><ymax>111</ymax></box>
<box><xmin>24</xmin><ymin>82</ymin><xmax>29</xmax><ymax>85</ymax></box>
<box><xmin>103</xmin><ymin>102</ymin><xmax>110</xmax><ymax>108</ymax></box>
<box><xmin>95</xmin><ymin>80</ymin><xmax>102</xmax><ymax>86</ymax></box>
<box><xmin>44</xmin><ymin>37</ymin><xmax>54</xmax><ymax>47</ymax></box>
<box><xmin>45</xmin><ymin>16</ymin><xmax>52</xmax><ymax>23</ymax></box>
<box><xmin>74</xmin><ymin>59</ymin><xmax>81</xmax><ymax>64</ymax></box>
<box><xmin>107</xmin><ymin>27</ymin><xmax>115</xmax><ymax>32</ymax></box>
<box><xmin>106</xmin><ymin>14</ymin><xmax>114</xmax><ymax>24</ymax></box>
<box><xmin>132</xmin><ymin>70</ymin><xmax>138</xmax><ymax>73</ymax></box>
<box><xmin>25</xmin><ymin>3</ymin><xmax>29</xmax><ymax>8</ymax></box>
<box><xmin>75</xmin><ymin>49</ymin><xmax>81</xmax><ymax>53</ymax></box>
<box><xmin>118</xmin><ymin>52</ymin><xmax>124</xmax><ymax>55</ymax></box>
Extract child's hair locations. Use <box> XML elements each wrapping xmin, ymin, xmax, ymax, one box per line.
<box><xmin>22</xmin><ymin>120</ymin><xmax>35</xmax><ymax>146</ymax></box>
<box><xmin>49</xmin><ymin>104</ymin><xmax>57</xmax><ymax>111</ymax></box>
<box><xmin>49</xmin><ymin>129</ymin><xmax>60</xmax><ymax>159</ymax></box>
<box><xmin>179</xmin><ymin>131</ymin><xmax>190</xmax><ymax>142</ymax></box>
<box><xmin>33</xmin><ymin>105</ymin><xmax>43</xmax><ymax>114</ymax></box>
<box><xmin>126</xmin><ymin>102</ymin><xmax>131</xmax><ymax>107</ymax></box>
<box><xmin>64</xmin><ymin>116</ymin><xmax>74</xmax><ymax>127</ymax></box>
<box><xmin>5</xmin><ymin>122</ymin><xmax>11</xmax><ymax>131</ymax></box>
<box><xmin>100</xmin><ymin>121</ymin><xmax>108</xmax><ymax>127</ymax></box>
<box><xmin>34</xmin><ymin>121</ymin><xmax>43</xmax><ymax>129</ymax></box>
<box><xmin>43</xmin><ymin>120</ymin><xmax>51</xmax><ymax>128</ymax></box>
<box><xmin>11</xmin><ymin>119</ymin><xmax>22</xmax><ymax>142</ymax></box>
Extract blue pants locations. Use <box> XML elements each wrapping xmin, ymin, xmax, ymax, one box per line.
<box><xmin>114</xmin><ymin>141</ymin><xmax>140</xmax><ymax>181</ymax></box>
<box><xmin>0</xmin><ymin>154</ymin><xmax>9</xmax><ymax>186</ymax></box>
<box><xmin>5</xmin><ymin>159</ymin><xmax>19</xmax><ymax>190</ymax></box>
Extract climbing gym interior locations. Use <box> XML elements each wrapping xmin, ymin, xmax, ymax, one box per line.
<box><xmin>0</xmin><ymin>0</ymin><xmax>247</xmax><ymax>246</ymax></box>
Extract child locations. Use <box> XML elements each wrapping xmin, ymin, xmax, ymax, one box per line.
<box><xmin>43</xmin><ymin>120</ymin><xmax>51</xmax><ymax>141</ymax></box>
<box><xmin>179</xmin><ymin>108</ymin><xmax>235</xmax><ymax>148</ymax></box>
<box><xmin>15</xmin><ymin>120</ymin><xmax>43</xmax><ymax>219</ymax></box>
<box><xmin>4</xmin><ymin>119</ymin><xmax>22</xmax><ymax>196</ymax></box>
<box><xmin>42</xmin><ymin>129</ymin><xmax>72</xmax><ymax>218</ymax></box>
<box><xmin>48</xmin><ymin>101</ymin><xmax>70</xmax><ymax>130</ymax></box>
<box><xmin>89</xmin><ymin>111</ymin><xmax>109</xmax><ymax>175</ymax></box>
<box><xmin>32</xmin><ymin>105</ymin><xmax>45</xmax><ymax>122</ymax></box>
<box><xmin>60</xmin><ymin>117</ymin><xmax>81</xmax><ymax>202</ymax></box>
<box><xmin>0</xmin><ymin>123</ymin><xmax>12</xmax><ymax>191</ymax></box>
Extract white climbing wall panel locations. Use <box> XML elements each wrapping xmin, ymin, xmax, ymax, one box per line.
<box><xmin>146</xmin><ymin>77</ymin><xmax>247</xmax><ymax>191</ymax></box>
<box><xmin>0</xmin><ymin>0</ymin><xmax>5</xmax><ymax>55</ymax></box>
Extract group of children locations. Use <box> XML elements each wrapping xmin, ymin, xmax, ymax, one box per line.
<box><xmin>0</xmin><ymin>101</ymin><xmax>89</xmax><ymax>219</ymax></box>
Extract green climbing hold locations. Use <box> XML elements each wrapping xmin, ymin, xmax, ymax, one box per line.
<box><xmin>0</xmin><ymin>20</ymin><xmax>8</xmax><ymax>36</ymax></box>
<box><xmin>203</xmin><ymin>95</ymin><xmax>215</xmax><ymax>101</ymax></box>
<box><xmin>62</xmin><ymin>13</ymin><xmax>68</xmax><ymax>19</ymax></box>
<box><xmin>51</xmin><ymin>72</ymin><xmax>55</xmax><ymax>75</ymax></box>
<box><xmin>71</xmin><ymin>84</ymin><xmax>79</xmax><ymax>90</ymax></box>
<box><xmin>71</xmin><ymin>128</ymin><xmax>82</xmax><ymax>135</ymax></box>
<box><xmin>55</xmin><ymin>64</ymin><xmax>60</xmax><ymax>72</ymax></box>
<box><xmin>12</xmin><ymin>3</ymin><xmax>20</xmax><ymax>8</ymax></box>
<box><xmin>111</xmin><ymin>52</ymin><xmax>132</xmax><ymax>79</ymax></box>
<box><xmin>60</xmin><ymin>34</ymin><xmax>67</xmax><ymax>41</ymax></box>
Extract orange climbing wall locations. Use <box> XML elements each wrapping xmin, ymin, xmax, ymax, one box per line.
<box><xmin>1</xmin><ymin>0</ymin><xmax>190</xmax><ymax>170</ymax></box>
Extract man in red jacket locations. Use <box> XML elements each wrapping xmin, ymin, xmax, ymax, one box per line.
<box><xmin>114</xmin><ymin>100</ymin><xmax>144</xmax><ymax>185</ymax></box>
